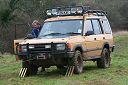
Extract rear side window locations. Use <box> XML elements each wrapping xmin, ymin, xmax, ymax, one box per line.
<box><xmin>86</xmin><ymin>20</ymin><xmax>93</xmax><ymax>33</ymax></box>
<box><xmin>92</xmin><ymin>20</ymin><xmax>102</xmax><ymax>35</ymax></box>
<box><xmin>102</xmin><ymin>20</ymin><xmax>111</xmax><ymax>34</ymax></box>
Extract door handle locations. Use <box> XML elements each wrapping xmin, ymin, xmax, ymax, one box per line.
<box><xmin>103</xmin><ymin>37</ymin><xmax>105</xmax><ymax>39</ymax></box>
<box><xmin>94</xmin><ymin>38</ymin><xmax>96</xmax><ymax>40</ymax></box>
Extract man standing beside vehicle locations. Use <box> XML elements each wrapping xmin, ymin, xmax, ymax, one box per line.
<box><xmin>31</xmin><ymin>20</ymin><xmax>42</xmax><ymax>38</ymax></box>
<box><xmin>31</xmin><ymin>20</ymin><xmax>45</xmax><ymax>72</ymax></box>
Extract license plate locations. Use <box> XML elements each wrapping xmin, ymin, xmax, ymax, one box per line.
<box><xmin>37</xmin><ymin>53</ymin><xmax>46</xmax><ymax>60</ymax></box>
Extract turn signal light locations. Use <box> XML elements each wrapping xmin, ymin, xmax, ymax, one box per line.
<box><xmin>67</xmin><ymin>43</ymin><xmax>72</xmax><ymax>49</ymax></box>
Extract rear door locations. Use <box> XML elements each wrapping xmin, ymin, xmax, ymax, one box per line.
<box><xmin>91</xmin><ymin>19</ymin><xmax>105</xmax><ymax>56</ymax></box>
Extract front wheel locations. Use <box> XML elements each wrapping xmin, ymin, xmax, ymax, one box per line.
<box><xmin>56</xmin><ymin>65</ymin><xmax>65</xmax><ymax>70</ymax></box>
<box><xmin>22</xmin><ymin>61</ymin><xmax>38</xmax><ymax>76</ymax></box>
<box><xmin>97</xmin><ymin>48</ymin><xmax>111</xmax><ymax>68</ymax></box>
<box><xmin>71</xmin><ymin>50</ymin><xmax>83</xmax><ymax>74</ymax></box>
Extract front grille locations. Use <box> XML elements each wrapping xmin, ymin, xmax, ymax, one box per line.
<box><xmin>29</xmin><ymin>44</ymin><xmax>52</xmax><ymax>53</ymax></box>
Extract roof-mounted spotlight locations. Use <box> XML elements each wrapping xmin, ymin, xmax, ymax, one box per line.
<box><xmin>52</xmin><ymin>9</ymin><xmax>58</xmax><ymax>15</ymax></box>
<box><xmin>46</xmin><ymin>10</ymin><xmax>52</xmax><ymax>16</ymax></box>
<box><xmin>76</xmin><ymin>7</ymin><xmax>83</xmax><ymax>14</ymax></box>
<box><xmin>71</xmin><ymin>8</ymin><xmax>77</xmax><ymax>14</ymax></box>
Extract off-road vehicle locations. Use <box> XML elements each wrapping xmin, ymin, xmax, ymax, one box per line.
<box><xmin>14</xmin><ymin>6</ymin><xmax>115</xmax><ymax>76</ymax></box>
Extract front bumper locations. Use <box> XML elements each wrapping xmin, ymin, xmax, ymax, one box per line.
<box><xmin>16</xmin><ymin>43</ymin><xmax>75</xmax><ymax>60</ymax></box>
<box><xmin>17</xmin><ymin>51</ymin><xmax>74</xmax><ymax>60</ymax></box>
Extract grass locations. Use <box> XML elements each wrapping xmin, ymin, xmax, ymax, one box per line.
<box><xmin>0</xmin><ymin>34</ymin><xmax>128</xmax><ymax>85</ymax></box>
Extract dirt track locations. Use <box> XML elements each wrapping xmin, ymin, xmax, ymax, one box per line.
<box><xmin>113</xmin><ymin>31</ymin><xmax>128</xmax><ymax>36</ymax></box>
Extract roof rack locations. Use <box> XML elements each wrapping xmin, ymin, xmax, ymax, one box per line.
<box><xmin>46</xmin><ymin>6</ymin><xmax>107</xmax><ymax>18</ymax></box>
<box><xmin>84</xmin><ymin>10</ymin><xmax>107</xmax><ymax>16</ymax></box>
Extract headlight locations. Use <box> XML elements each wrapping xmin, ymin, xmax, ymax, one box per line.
<box><xmin>56</xmin><ymin>44</ymin><xmax>65</xmax><ymax>50</ymax></box>
<box><xmin>45</xmin><ymin>45</ymin><xmax>51</xmax><ymax>49</ymax></box>
<box><xmin>17</xmin><ymin>45</ymin><xmax>27</xmax><ymax>53</ymax></box>
<box><xmin>21</xmin><ymin>45</ymin><xmax>27</xmax><ymax>52</ymax></box>
<box><xmin>29</xmin><ymin>45</ymin><xmax>35</xmax><ymax>49</ymax></box>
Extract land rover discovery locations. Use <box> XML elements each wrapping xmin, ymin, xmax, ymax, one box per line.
<box><xmin>15</xmin><ymin>6</ymin><xmax>115</xmax><ymax>76</ymax></box>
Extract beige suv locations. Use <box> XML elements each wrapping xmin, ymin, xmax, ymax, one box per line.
<box><xmin>15</xmin><ymin>6</ymin><xmax>115</xmax><ymax>76</ymax></box>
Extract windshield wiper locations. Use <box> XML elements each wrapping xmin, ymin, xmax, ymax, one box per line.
<box><xmin>40</xmin><ymin>32</ymin><xmax>62</xmax><ymax>37</ymax></box>
<box><xmin>65</xmin><ymin>32</ymin><xmax>81</xmax><ymax>35</ymax></box>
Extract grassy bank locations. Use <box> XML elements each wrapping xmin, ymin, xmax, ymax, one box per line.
<box><xmin>0</xmin><ymin>34</ymin><xmax>128</xmax><ymax>85</ymax></box>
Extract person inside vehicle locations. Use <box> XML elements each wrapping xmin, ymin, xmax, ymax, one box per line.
<box><xmin>31</xmin><ymin>20</ymin><xmax>42</xmax><ymax>38</ymax></box>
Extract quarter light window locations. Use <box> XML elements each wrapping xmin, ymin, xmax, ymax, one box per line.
<box><xmin>102</xmin><ymin>20</ymin><xmax>111</xmax><ymax>34</ymax></box>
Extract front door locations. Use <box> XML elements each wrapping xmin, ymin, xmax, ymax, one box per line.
<box><xmin>83</xmin><ymin>19</ymin><xmax>104</xmax><ymax>59</ymax></box>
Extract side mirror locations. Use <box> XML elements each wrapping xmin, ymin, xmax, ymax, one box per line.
<box><xmin>25</xmin><ymin>34</ymin><xmax>33</xmax><ymax>39</ymax></box>
<box><xmin>85</xmin><ymin>31</ymin><xmax>94</xmax><ymax>36</ymax></box>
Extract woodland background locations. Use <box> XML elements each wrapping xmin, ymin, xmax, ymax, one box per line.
<box><xmin>0</xmin><ymin>0</ymin><xmax>128</xmax><ymax>53</ymax></box>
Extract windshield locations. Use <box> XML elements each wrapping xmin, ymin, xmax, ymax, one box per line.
<box><xmin>38</xmin><ymin>20</ymin><xmax>83</xmax><ymax>37</ymax></box>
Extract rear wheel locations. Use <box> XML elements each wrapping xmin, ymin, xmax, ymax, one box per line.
<box><xmin>22</xmin><ymin>61</ymin><xmax>38</xmax><ymax>76</ymax></box>
<box><xmin>97</xmin><ymin>48</ymin><xmax>111</xmax><ymax>68</ymax></box>
<box><xmin>71</xmin><ymin>50</ymin><xmax>83</xmax><ymax>74</ymax></box>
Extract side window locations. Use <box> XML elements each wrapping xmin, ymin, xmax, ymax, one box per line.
<box><xmin>102</xmin><ymin>20</ymin><xmax>111</xmax><ymax>34</ymax></box>
<box><xmin>86</xmin><ymin>20</ymin><xmax>93</xmax><ymax>33</ymax></box>
<box><xmin>92</xmin><ymin>20</ymin><xmax>102</xmax><ymax>35</ymax></box>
